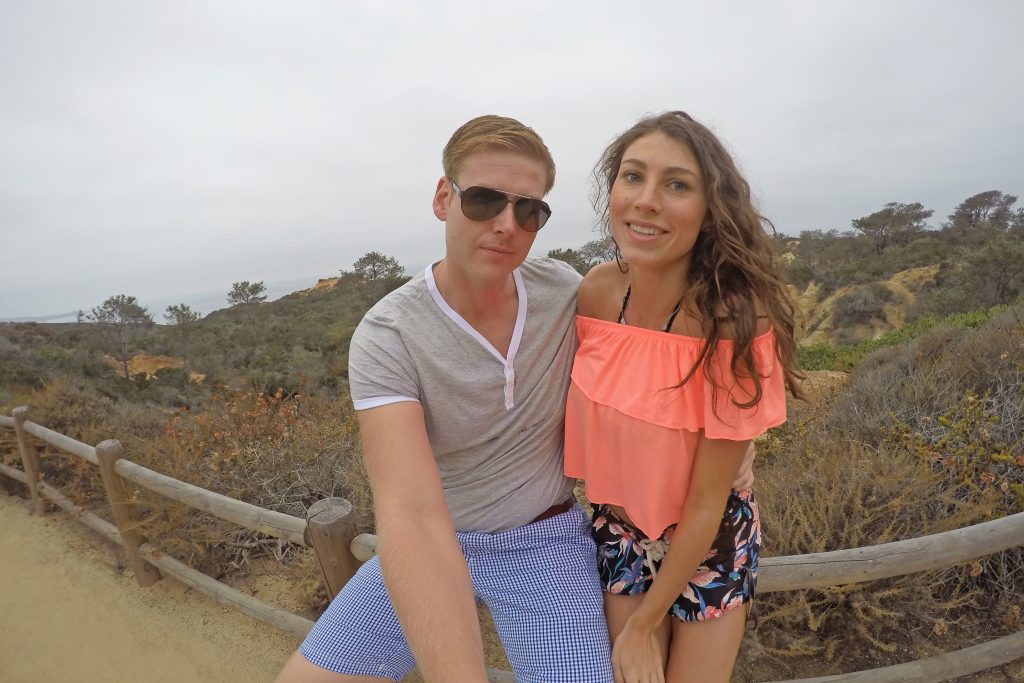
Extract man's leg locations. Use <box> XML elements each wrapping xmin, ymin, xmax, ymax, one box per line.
<box><xmin>275</xmin><ymin>650</ymin><xmax>384</xmax><ymax>683</ymax></box>
<box><xmin>469</xmin><ymin>505</ymin><xmax>613</xmax><ymax>683</ymax></box>
<box><xmin>276</xmin><ymin>557</ymin><xmax>416</xmax><ymax>682</ymax></box>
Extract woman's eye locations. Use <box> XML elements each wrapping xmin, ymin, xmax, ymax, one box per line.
<box><xmin>668</xmin><ymin>180</ymin><xmax>688</xmax><ymax>192</ymax></box>
<box><xmin>622</xmin><ymin>170</ymin><xmax>641</xmax><ymax>183</ymax></box>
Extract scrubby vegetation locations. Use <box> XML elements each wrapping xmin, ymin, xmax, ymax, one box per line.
<box><xmin>741</xmin><ymin>304</ymin><xmax>1024</xmax><ymax>680</ymax></box>
<box><xmin>2</xmin><ymin>197</ymin><xmax>1023</xmax><ymax>676</ymax></box>
<box><xmin>832</xmin><ymin>283</ymin><xmax>894</xmax><ymax>326</ymax></box>
<box><xmin>0</xmin><ymin>377</ymin><xmax>371</xmax><ymax>613</ymax></box>
<box><xmin>798</xmin><ymin>301</ymin><xmax>1021</xmax><ymax>372</ymax></box>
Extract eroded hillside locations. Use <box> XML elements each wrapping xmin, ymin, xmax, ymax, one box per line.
<box><xmin>794</xmin><ymin>265</ymin><xmax>940</xmax><ymax>345</ymax></box>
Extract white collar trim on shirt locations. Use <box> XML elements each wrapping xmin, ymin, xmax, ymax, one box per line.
<box><xmin>424</xmin><ymin>261</ymin><xmax>526</xmax><ymax>410</ymax></box>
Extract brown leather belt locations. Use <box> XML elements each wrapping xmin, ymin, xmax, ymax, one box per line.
<box><xmin>531</xmin><ymin>497</ymin><xmax>575</xmax><ymax>524</ymax></box>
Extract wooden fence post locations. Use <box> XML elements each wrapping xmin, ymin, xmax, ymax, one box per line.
<box><xmin>95</xmin><ymin>439</ymin><xmax>161</xmax><ymax>587</ymax></box>
<box><xmin>12</xmin><ymin>406</ymin><xmax>45</xmax><ymax>514</ymax></box>
<box><xmin>305</xmin><ymin>497</ymin><xmax>361</xmax><ymax>598</ymax></box>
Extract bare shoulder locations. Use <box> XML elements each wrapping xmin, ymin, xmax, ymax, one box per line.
<box><xmin>577</xmin><ymin>262</ymin><xmax>627</xmax><ymax>320</ymax></box>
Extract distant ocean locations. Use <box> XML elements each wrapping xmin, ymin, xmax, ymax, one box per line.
<box><xmin>0</xmin><ymin>275</ymin><xmax>327</xmax><ymax>324</ymax></box>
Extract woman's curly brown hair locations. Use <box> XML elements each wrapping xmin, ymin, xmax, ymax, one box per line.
<box><xmin>592</xmin><ymin>110</ymin><xmax>804</xmax><ymax>406</ymax></box>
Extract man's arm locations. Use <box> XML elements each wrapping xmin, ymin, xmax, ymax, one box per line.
<box><xmin>358</xmin><ymin>401</ymin><xmax>488</xmax><ymax>683</ymax></box>
<box><xmin>731</xmin><ymin>442</ymin><xmax>756</xmax><ymax>490</ymax></box>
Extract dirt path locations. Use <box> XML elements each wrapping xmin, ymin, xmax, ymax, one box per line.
<box><xmin>0</xmin><ymin>494</ymin><xmax>298</xmax><ymax>682</ymax></box>
<box><xmin>4</xmin><ymin>490</ymin><xmax>1018</xmax><ymax>683</ymax></box>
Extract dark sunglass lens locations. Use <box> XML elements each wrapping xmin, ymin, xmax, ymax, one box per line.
<box><xmin>513</xmin><ymin>199</ymin><xmax>551</xmax><ymax>232</ymax></box>
<box><xmin>460</xmin><ymin>186</ymin><xmax>508</xmax><ymax>222</ymax></box>
<box><xmin>536</xmin><ymin>201</ymin><xmax>551</xmax><ymax>230</ymax></box>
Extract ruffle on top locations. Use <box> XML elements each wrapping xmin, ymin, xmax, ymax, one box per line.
<box><xmin>564</xmin><ymin>315</ymin><xmax>786</xmax><ymax>538</ymax></box>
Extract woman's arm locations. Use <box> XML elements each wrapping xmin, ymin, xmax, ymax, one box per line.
<box><xmin>610</xmin><ymin>435</ymin><xmax>751</xmax><ymax>683</ymax></box>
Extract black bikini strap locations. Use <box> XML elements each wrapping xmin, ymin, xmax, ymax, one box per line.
<box><xmin>617</xmin><ymin>286</ymin><xmax>631</xmax><ymax>325</ymax></box>
<box><xmin>618</xmin><ymin>285</ymin><xmax>684</xmax><ymax>332</ymax></box>
<box><xmin>664</xmin><ymin>300</ymin><xmax>683</xmax><ymax>333</ymax></box>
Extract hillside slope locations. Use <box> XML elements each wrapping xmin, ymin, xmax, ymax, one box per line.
<box><xmin>794</xmin><ymin>265</ymin><xmax>940</xmax><ymax>345</ymax></box>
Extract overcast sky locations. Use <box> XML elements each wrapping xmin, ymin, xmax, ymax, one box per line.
<box><xmin>2</xmin><ymin>1</ymin><xmax>1022</xmax><ymax>320</ymax></box>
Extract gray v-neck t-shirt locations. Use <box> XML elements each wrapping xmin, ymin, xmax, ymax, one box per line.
<box><xmin>348</xmin><ymin>257</ymin><xmax>581</xmax><ymax>533</ymax></box>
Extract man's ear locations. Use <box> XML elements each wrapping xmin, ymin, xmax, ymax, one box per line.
<box><xmin>432</xmin><ymin>177</ymin><xmax>450</xmax><ymax>221</ymax></box>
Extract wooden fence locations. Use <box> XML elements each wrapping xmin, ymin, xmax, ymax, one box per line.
<box><xmin>1</xmin><ymin>406</ymin><xmax>1022</xmax><ymax>683</ymax></box>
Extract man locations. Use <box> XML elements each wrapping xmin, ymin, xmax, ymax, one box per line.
<box><xmin>277</xmin><ymin>115</ymin><xmax>613</xmax><ymax>683</ymax></box>
<box><xmin>276</xmin><ymin>115</ymin><xmax>753</xmax><ymax>683</ymax></box>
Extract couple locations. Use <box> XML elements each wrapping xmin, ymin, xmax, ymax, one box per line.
<box><xmin>277</xmin><ymin>112</ymin><xmax>802</xmax><ymax>683</ymax></box>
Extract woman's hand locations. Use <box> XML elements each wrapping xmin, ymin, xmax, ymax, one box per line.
<box><xmin>611</xmin><ymin>617</ymin><xmax>665</xmax><ymax>683</ymax></box>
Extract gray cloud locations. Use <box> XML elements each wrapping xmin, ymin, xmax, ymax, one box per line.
<box><xmin>2</xmin><ymin>0</ymin><xmax>1022</xmax><ymax>318</ymax></box>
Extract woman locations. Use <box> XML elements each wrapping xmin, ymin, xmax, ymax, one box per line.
<box><xmin>564</xmin><ymin>111</ymin><xmax>804</xmax><ymax>683</ymax></box>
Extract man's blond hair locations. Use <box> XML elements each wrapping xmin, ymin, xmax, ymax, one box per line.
<box><xmin>442</xmin><ymin>115</ymin><xmax>555</xmax><ymax>194</ymax></box>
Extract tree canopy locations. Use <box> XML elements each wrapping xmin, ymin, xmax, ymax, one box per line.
<box><xmin>164</xmin><ymin>303</ymin><xmax>200</xmax><ymax>326</ymax></box>
<box><xmin>228</xmin><ymin>281</ymin><xmax>267</xmax><ymax>306</ymax></box>
<box><xmin>77</xmin><ymin>294</ymin><xmax>154</xmax><ymax>380</ymax></box>
<box><xmin>548</xmin><ymin>237</ymin><xmax>617</xmax><ymax>275</ymax></box>
<box><xmin>547</xmin><ymin>248</ymin><xmax>590</xmax><ymax>275</ymax></box>
<box><xmin>350</xmin><ymin>251</ymin><xmax>404</xmax><ymax>281</ymax></box>
<box><xmin>851</xmin><ymin>202</ymin><xmax>932</xmax><ymax>254</ymax></box>
<box><xmin>578</xmin><ymin>236</ymin><xmax>617</xmax><ymax>265</ymax></box>
<box><xmin>78</xmin><ymin>294</ymin><xmax>153</xmax><ymax>329</ymax></box>
<box><xmin>944</xmin><ymin>190</ymin><xmax>1018</xmax><ymax>238</ymax></box>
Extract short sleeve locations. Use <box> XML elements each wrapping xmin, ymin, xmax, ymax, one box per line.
<box><xmin>348</xmin><ymin>311</ymin><xmax>421</xmax><ymax>410</ymax></box>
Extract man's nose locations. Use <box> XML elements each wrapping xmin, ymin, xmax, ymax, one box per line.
<box><xmin>492</xmin><ymin>202</ymin><xmax>518</xmax><ymax>232</ymax></box>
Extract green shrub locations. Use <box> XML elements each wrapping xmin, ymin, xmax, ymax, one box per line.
<box><xmin>796</xmin><ymin>343</ymin><xmax>843</xmax><ymax>371</ymax></box>
<box><xmin>747</xmin><ymin>430</ymin><xmax>988</xmax><ymax>676</ymax></box>
<box><xmin>797</xmin><ymin>302</ymin><xmax>1016</xmax><ymax>373</ymax></box>
<box><xmin>742</xmin><ymin>309</ymin><xmax>1024</xmax><ymax>679</ymax></box>
<box><xmin>825</xmin><ymin>307</ymin><xmax>1024</xmax><ymax>447</ymax></box>
<box><xmin>911</xmin><ymin>237</ymin><xmax>1024</xmax><ymax>321</ymax></box>
<box><xmin>831</xmin><ymin>283</ymin><xmax>894</xmax><ymax>329</ymax></box>
<box><xmin>783</xmin><ymin>260</ymin><xmax>815</xmax><ymax>290</ymax></box>
<box><xmin>131</xmin><ymin>389</ymin><xmax>370</xmax><ymax>585</ymax></box>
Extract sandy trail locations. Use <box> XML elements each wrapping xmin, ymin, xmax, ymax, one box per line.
<box><xmin>0</xmin><ymin>493</ymin><xmax>299</xmax><ymax>682</ymax></box>
<box><xmin>4</xmin><ymin>486</ymin><xmax>1016</xmax><ymax>683</ymax></box>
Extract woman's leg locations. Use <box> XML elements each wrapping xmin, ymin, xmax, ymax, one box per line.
<box><xmin>661</xmin><ymin>489</ymin><xmax>757</xmax><ymax>681</ymax></box>
<box><xmin>604</xmin><ymin>592</ymin><xmax>671</xmax><ymax>667</ymax></box>
<box><xmin>663</xmin><ymin>606</ymin><xmax>747</xmax><ymax>683</ymax></box>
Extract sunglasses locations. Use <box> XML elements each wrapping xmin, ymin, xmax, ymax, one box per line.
<box><xmin>450</xmin><ymin>180</ymin><xmax>552</xmax><ymax>232</ymax></box>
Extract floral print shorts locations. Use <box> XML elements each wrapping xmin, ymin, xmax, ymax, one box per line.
<box><xmin>591</xmin><ymin>489</ymin><xmax>760</xmax><ymax>622</ymax></box>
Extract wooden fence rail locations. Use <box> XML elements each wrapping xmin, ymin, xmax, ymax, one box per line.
<box><xmin>763</xmin><ymin>631</ymin><xmax>1024</xmax><ymax>683</ymax></box>
<box><xmin>350</xmin><ymin>513</ymin><xmax>1024</xmax><ymax>593</ymax></box>
<box><xmin>1</xmin><ymin>406</ymin><xmax>1021</xmax><ymax>683</ymax></box>
<box><xmin>0</xmin><ymin>460</ymin><xmax>27</xmax><ymax>485</ymax></box>
<box><xmin>22</xmin><ymin>418</ymin><xmax>98</xmax><ymax>463</ymax></box>
<box><xmin>37</xmin><ymin>476</ymin><xmax>316</xmax><ymax>638</ymax></box>
<box><xmin>757</xmin><ymin>512</ymin><xmax>1024</xmax><ymax>593</ymax></box>
<box><xmin>113</xmin><ymin>457</ymin><xmax>308</xmax><ymax>545</ymax></box>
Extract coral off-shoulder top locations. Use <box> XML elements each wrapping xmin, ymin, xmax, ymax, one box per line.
<box><xmin>564</xmin><ymin>315</ymin><xmax>787</xmax><ymax>539</ymax></box>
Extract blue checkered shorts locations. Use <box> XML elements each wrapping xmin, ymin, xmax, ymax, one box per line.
<box><xmin>300</xmin><ymin>503</ymin><xmax>613</xmax><ymax>682</ymax></box>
